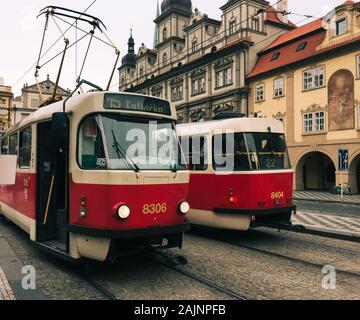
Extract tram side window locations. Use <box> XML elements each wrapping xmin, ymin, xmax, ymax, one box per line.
<box><xmin>78</xmin><ymin>117</ymin><xmax>107</xmax><ymax>169</ymax></box>
<box><xmin>180</xmin><ymin>136</ymin><xmax>208</xmax><ymax>171</ymax></box>
<box><xmin>19</xmin><ymin>127</ymin><xmax>32</xmax><ymax>168</ymax></box>
<box><xmin>1</xmin><ymin>137</ymin><xmax>9</xmax><ymax>155</ymax></box>
<box><xmin>8</xmin><ymin>133</ymin><xmax>18</xmax><ymax>155</ymax></box>
<box><xmin>213</xmin><ymin>133</ymin><xmax>251</xmax><ymax>171</ymax></box>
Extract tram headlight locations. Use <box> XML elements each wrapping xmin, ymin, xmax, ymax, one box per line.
<box><xmin>117</xmin><ymin>204</ymin><xmax>131</xmax><ymax>219</ymax></box>
<box><xmin>179</xmin><ymin>201</ymin><xmax>190</xmax><ymax>215</ymax></box>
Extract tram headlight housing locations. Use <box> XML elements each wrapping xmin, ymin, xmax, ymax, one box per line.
<box><xmin>116</xmin><ymin>204</ymin><xmax>131</xmax><ymax>219</ymax></box>
<box><xmin>179</xmin><ymin>201</ymin><xmax>190</xmax><ymax>215</ymax></box>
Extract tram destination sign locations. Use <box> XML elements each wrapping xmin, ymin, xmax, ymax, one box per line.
<box><xmin>104</xmin><ymin>94</ymin><xmax>171</xmax><ymax>116</ymax></box>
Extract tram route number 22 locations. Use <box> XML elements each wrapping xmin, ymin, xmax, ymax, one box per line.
<box><xmin>143</xmin><ymin>203</ymin><xmax>167</xmax><ymax>215</ymax></box>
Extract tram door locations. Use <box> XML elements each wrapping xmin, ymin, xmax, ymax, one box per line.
<box><xmin>36</xmin><ymin>114</ymin><xmax>69</xmax><ymax>251</ymax></box>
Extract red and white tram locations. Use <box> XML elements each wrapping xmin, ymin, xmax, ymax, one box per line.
<box><xmin>0</xmin><ymin>91</ymin><xmax>190</xmax><ymax>262</ymax></box>
<box><xmin>177</xmin><ymin>114</ymin><xmax>296</xmax><ymax>231</ymax></box>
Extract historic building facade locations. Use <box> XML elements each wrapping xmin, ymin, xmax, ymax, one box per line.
<box><xmin>248</xmin><ymin>0</ymin><xmax>360</xmax><ymax>194</ymax></box>
<box><xmin>118</xmin><ymin>0</ymin><xmax>295</xmax><ymax>123</ymax></box>
<box><xmin>0</xmin><ymin>85</ymin><xmax>13</xmax><ymax>134</ymax></box>
<box><xmin>0</xmin><ymin>75</ymin><xmax>69</xmax><ymax>133</ymax></box>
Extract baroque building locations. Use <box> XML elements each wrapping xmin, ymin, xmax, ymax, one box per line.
<box><xmin>247</xmin><ymin>0</ymin><xmax>360</xmax><ymax>194</ymax></box>
<box><xmin>118</xmin><ymin>0</ymin><xmax>295</xmax><ymax>123</ymax></box>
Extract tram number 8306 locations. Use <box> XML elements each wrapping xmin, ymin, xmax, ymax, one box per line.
<box><xmin>143</xmin><ymin>203</ymin><xmax>167</xmax><ymax>215</ymax></box>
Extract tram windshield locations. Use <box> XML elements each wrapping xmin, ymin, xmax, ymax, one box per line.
<box><xmin>78</xmin><ymin>114</ymin><xmax>187</xmax><ymax>171</ymax></box>
<box><xmin>213</xmin><ymin>132</ymin><xmax>291</xmax><ymax>171</ymax></box>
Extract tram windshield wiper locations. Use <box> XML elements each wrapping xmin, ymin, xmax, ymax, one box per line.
<box><xmin>111</xmin><ymin>129</ymin><xmax>140</xmax><ymax>173</ymax></box>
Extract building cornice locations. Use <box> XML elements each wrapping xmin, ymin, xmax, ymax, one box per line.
<box><xmin>184</xmin><ymin>17</ymin><xmax>221</xmax><ymax>33</ymax></box>
<box><xmin>220</xmin><ymin>0</ymin><xmax>269</xmax><ymax>12</ymax></box>
<box><xmin>155</xmin><ymin>36</ymin><xmax>186</xmax><ymax>49</ymax></box>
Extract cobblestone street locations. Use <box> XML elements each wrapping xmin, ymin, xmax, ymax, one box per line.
<box><xmin>1</xmin><ymin>212</ymin><xmax>360</xmax><ymax>300</ymax></box>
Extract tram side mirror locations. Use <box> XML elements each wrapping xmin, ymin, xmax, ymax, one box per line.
<box><xmin>52</xmin><ymin>112</ymin><xmax>70</xmax><ymax>151</ymax></box>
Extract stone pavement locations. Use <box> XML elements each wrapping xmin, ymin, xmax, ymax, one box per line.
<box><xmin>0</xmin><ymin>225</ymin><xmax>44</xmax><ymax>300</ymax></box>
<box><xmin>292</xmin><ymin>211</ymin><xmax>360</xmax><ymax>239</ymax></box>
<box><xmin>0</xmin><ymin>265</ymin><xmax>15</xmax><ymax>300</ymax></box>
<box><xmin>294</xmin><ymin>191</ymin><xmax>360</xmax><ymax>205</ymax></box>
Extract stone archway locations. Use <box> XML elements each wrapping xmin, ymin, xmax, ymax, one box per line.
<box><xmin>349</xmin><ymin>153</ymin><xmax>360</xmax><ymax>194</ymax></box>
<box><xmin>295</xmin><ymin>152</ymin><xmax>336</xmax><ymax>191</ymax></box>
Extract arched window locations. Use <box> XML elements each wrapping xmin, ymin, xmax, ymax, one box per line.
<box><xmin>139</xmin><ymin>66</ymin><xmax>144</xmax><ymax>77</ymax></box>
<box><xmin>163</xmin><ymin>53</ymin><xmax>167</xmax><ymax>66</ymax></box>
<box><xmin>163</xmin><ymin>28</ymin><xmax>168</xmax><ymax>41</ymax></box>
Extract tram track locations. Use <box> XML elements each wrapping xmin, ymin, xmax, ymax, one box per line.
<box><xmin>193</xmin><ymin>231</ymin><xmax>360</xmax><ymax>280</ymax></box>
<box><xmin>147</xmin><ymin>250</ymin><xmax>248</xmax><ymax>300</ymax></box>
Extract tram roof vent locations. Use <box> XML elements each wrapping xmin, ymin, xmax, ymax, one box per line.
<box><xmin>212</xmin><ymin>112</ymin><xmax>246</xmax><ymax>120</ymax></box>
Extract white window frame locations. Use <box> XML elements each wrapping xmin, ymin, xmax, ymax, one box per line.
<box><xmin>229</xmin><ymin>21</ymin><xmax>236</xmax><ymax>35</ymax></box>
<box><xmin>252</xmin><ymin>18</ymin><xmax>260</xmax><ymax>31</ymax></box>
<box><xmin>274</xmin><ymin>77</ymin><xmax>284</xmax><ymax>97</ymax></box>
<box><xmin>171</xmin><ymin>84</ymin><xmax>183</xmax><ymax>102</ymax></box>
<box><xmin>255</xmin><ymin>83</ymin><xmax>265</xmax><ymax>102</ymax></box>
<box><xmin>303</xmin><ymin>66</ymin><xmax>324</xmax><ymax>91</ymax></box>
<box><xmin>192</xmin><ymin>40</ymin><xmax>198</xmax><ymax>53</ymax></box>
<box><xmin>191</xmin><ymin>77</ymin><xmax>206</xmax><ymax>96</ymax></box>
<box><xmin>303</xmin><ymin>111</ymin><xmax>325</xmax><ymax>133</ymax></box>
<box><xmin>335</xmin><ymin>18</ymin><xmax>347</xmax><ymax>36</ymax></box>
<box><xmin>224</xmin><ymin>67</ymin><xmax>233</xmax><ymax>86</ymax></box>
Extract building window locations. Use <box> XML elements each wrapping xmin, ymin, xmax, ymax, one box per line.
<box><xmin>19</xmin><ymin>126</ymin><xmax>32</xmax><ymax>168</ymax></box>
<box><xmin>171</xmin><ymin>84</ymin><xmax>183</xmax><ymax>102</ymax></box>
<box><xmin>252</xmin><ymin>18</ymin><xmax>260</xmax><ymax>31</ymax></box>
<box><xmin>304</xmin><ymin>111</ymin><xmax>325</xmax><ymax>133</ymax></box>
<box><xmin>271</xmin><ymin>52</ymin><xmax>280</xmax><ymax>61</ymax></box>
<box><xmin>296</xmin><ymin>42</ymin><xmax>307</xmax><ymax>52</ymax></box>
<box><xmin>274</xmin><ymin>77</ymin><xmax>284</xmax><ymax>97</ymax></box>
<box><xmin>357</xmin><ymin>55</ymin><xmax>360</xmax><ymax>78</ymax></box>
<box><xmin>336</xmin><ymin>18</ymin><xmax>347</xmax><ymax>36</ymax></box>
<box><xmin>192</xmin><ymin>77</ymin><xmax>206</xmax><ymax>96</ymax></box>
<box><xmin>256</xmin><ymin>83</ymin><xmax>265</xmax><ymax>102</ymax></box>
<box><xmin>162</xmin><ymin>53</ymin><xmax>167</xmax><ymax>66</ymax></box>
<box><xmin>192</xmin><ymin>40</ymin><xmax>198</xmax><ymax>53</ymax></box>
<box><xmin>215</xmin><ymin>67</ymin><xmax>232</xmax><ymax>88</ymax></box>
<box><xmin>139</xmin><ymin>66</ymin><xmax>144</xmax><ymax>77</ymax></box>
<box><xmin>303</xmin><ymin>66</ymin><xmax>324</xmax><ymax>91</ymax></box>
<box><xmin>229</xmin><ymin>21</ymin><xmax>236</xmax><ymax>35</ymax></box>
<box><xmin>163</xmin><ymin>28</ymin><xmax>168</xmax><ymax>41</ymax></box>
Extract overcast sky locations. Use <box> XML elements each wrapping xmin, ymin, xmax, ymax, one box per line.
<box><xmin>0</xmin><ymin>0</ymin><xmax>347</xmax><ymax>96</ymax></box>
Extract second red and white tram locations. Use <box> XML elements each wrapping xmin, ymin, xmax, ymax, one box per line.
<box><xmin>0</xmin><ymin>91</ymin><xmax>190</xmax><ymax>262</ymax></box>
<box><xmin>177</xmin><ymin>114</ymin><xmax>296</xmax><ymax>231</ymax></box>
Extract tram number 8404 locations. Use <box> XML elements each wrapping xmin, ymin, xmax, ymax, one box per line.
<box><xmin>143</xmin><ymin>203</ymin><xmax>168</xmax><ymax>215</ymax></box>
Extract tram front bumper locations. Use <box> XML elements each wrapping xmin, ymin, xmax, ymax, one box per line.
<box><xmin>65</xmin><ymin>222</ymin><xmax>190</xmax><ymax>240</ymax></box>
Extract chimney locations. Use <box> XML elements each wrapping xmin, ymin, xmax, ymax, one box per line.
<box><xmin>277</xmin><ymin>0</ymin><xmax>288</xmax><ymax>24</ymax></box>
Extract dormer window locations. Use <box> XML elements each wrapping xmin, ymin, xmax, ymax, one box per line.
<box><xmin>271</xmin><ymin>52</ymin><xmax>280</xmax><ymax>61</ymax></box>
<box><xmin>296</xmin><ymin>42</ymin><xmax>307</xmax><ymax>52</ymax></box>
<box><xmin>336</xmin><ymin>18</ymin><xmax>347</xmax><ymax>36</ymax></box>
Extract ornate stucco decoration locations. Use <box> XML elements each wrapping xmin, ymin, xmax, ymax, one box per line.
<box><xmin>214</xmin><ymin>57</ymin><xmax>234</xmax><ymax>70</ymax></box>
<box><xmin>190</xmin><ymin>67</ymin><xmax>207</xmax><ymax>78</ymax></box>
<box><xmin>170</xmin><ymin>76</ymin><xmax>184</xmax><ymax>86</ymax></box>
<box><xmin>213</xmin><ymin>102</ymin><xmax>234</xmax><ymax>115</ymax></box>
<box><xmin>151</xmin><ymin>84</ymin><xmax>163</xmax><ymax>93</ymax></box>
<box><xmin>301</xmin><ymin>104</ymin><xmax>327</xmax><ymax>114</ymax></box>
<box><xmin>272</xmin><ymin>111</ymin><xmax>286</xmax><ymax>119</ymax></box>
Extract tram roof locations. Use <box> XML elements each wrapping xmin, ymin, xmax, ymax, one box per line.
<box><xmin>2</xmin><ymin>91</ymin><xmax>176</xmax><ymax>136</ymax></box>
<box><xmin>177</xmin><ymin>117</ymin><xmax>285</xmax><ymax>136</ymax></box>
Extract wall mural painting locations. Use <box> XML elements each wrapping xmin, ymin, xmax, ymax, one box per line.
<box><xmin>328</xmin><ymin>69</ymin><xmax>355</xmax><ymax>131</ymax></box>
